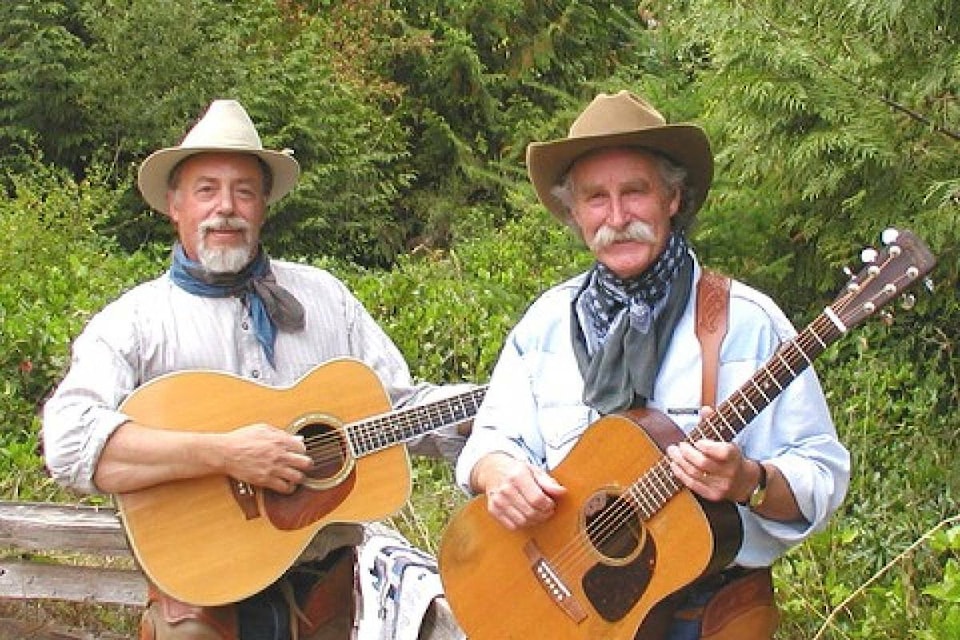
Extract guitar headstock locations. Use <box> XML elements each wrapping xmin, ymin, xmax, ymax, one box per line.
<box><xmin>832</xmin><ymin>228</ymin><xmax>936</xmax><ymax>330</ymax></box>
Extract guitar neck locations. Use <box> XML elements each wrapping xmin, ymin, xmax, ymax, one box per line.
<box><xmin>694</xmin><ymin>310</ymin><xmax>843</xmax><ymax>444</ymax></box>
<box><xmin>629</xmin><ymin>309</ymin><xmax>845</xmax><ymax>520</ymax></box>
<box><xmin>347</xmin><ymin>386</ymin><xmax>487</xmax><ymax>457</ymax></box>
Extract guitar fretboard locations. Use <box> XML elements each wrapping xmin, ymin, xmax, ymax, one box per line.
<box><xmin>347</xmin><ymin>386</ymin><xmax>487</xmax><ymax>456</ymax></box>
<box><xmin>628</xmin><ymin>310</ymin><xmax>844</xmax><ymax>520</ymax></box>
<box><xmin>620</xmin><ymin>229</ymin><xmax>934</xmax><ymax>523</ymax></box>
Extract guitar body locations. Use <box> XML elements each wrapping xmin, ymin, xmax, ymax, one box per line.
<box><xmin>439</xmin><ymin>410</ymin><xmax>741</xmax><ymax>639</ymax></box>
<box><xmin>116</xmin><ymin>358</ymin><xmax>407</xmax><ymax>606</ymax></box>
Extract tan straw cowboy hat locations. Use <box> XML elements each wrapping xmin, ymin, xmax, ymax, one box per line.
<box><xmin>526</xmin><ymin>90</ymin><xmax>713</xmax><ymax>223</ymax></box>
<box><xmin>137</xmin><ymin>99</ymin><xmax>300</xmax><ymax>214</ymax></box>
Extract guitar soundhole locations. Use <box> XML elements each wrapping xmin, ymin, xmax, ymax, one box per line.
<box><xmin>288</xmin><ymin>413</ymin><xmax>355</xmax><ymax>490</ymax></box>
<box><xmin>583</xmin><ymin>489</ymin><xmax>644</xmax><ymax>563</ymax></box>
<box><xmin>300</xmin><ymin>423</ymin><xmax>345</xmax><ymax>479</ymax></box>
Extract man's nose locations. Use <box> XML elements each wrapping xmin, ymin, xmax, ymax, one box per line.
<box><xmin>217</xmin><ymin>189</ymin><xmax>236</xmax><ymax>215</ymax></box>
<box><xmin>607</xmin><ymin>196</ymin><xmax>629</xmax><ymax>228</ymax></box>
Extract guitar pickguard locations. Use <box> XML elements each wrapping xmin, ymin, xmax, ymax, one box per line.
<box><xmin>580</xmin><ymin>489</ymin><xmax>657</xmax><ymax>621</ymax></box>
<box><xmin>262</xmin><ymin>416</ymin><xmax>357</xmax><ymax>531</ymax></box>
<box><xmin>583</xmin><ymin>537</ymin><xmax>656</xmax><ymax>621</ymax></box>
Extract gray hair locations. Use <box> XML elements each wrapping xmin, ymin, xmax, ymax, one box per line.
<box><xmin>550</xmin><ymin>146</ymin><xmax>697</xmax><ymax>232</ymax></box>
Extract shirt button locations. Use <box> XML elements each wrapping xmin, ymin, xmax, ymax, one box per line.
<box><xmin>241</xmin><ymin>322</ymin><xmax>249</xmax><ymax>330</ymax></box>
<box><xmin>251</xmin><ymin>370</ymin><xmax>260</xmax><ymax>379</ymax></box>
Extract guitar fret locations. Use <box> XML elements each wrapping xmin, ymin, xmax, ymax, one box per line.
<box><xmin>735</xmin><ymin>389</ymin><xmax>759</xmax><ymax>421</ymax></box>
<box><xmin>701</xmin><ymin>419</ymin><xmax>724</xmax><ymax>441</ymax></box>
<box><xmin>726</xmin><ymin>398</ymin><xmax>747</xmax><ymax>425</ymax></box>
<box><xmin>749</xmin><ymin>376</ymin><xmax>773</xmax><ymax>404</ymax></box>
<box><xmin>760</xmin><ymin>367</ymin><xmax>783</xmax><ymax>392</ymax></box>
<box><xmin>348</xmin><ymin>386</ymin><xmax>486</xmax><ymax>456</ymax></box>
<box><xmin>793</xmin><ymin>342</ymin><xmax>814</xmax><ymax>367</ymax></box>
<box><xmin>774</xmin><ymin>350</ymin><xmax>798</xmax><ymax>378</ymax></box>
<box><xmin>712</xmin><ymin>411</ymin><xmax>736</xmax><ymax>440</ymax></box>
<box><xmin>808</xmin><ymin>324</ymin><xmax>829</xmax><ymax>350</ymax></box>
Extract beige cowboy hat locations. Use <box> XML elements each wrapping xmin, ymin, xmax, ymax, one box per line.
<box><xmin>527</xmin><ymin>90</ymin><xmax>713</xmax><ymax>223</ymax></box>
<box><xmin>137</xmin><ymin>99</ymin><xmax>300</xmax><ymax>214</ymax></box>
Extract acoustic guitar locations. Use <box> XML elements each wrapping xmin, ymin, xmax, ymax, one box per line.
<box><xmin>116</xmin><ymin>357</ymin><xmax>485</xmax><ymax>606</ymax></box>
<box><xmin>439</xmin><ymin>229</ymin><xmax>935</xmax><ymax>639</ymax></box>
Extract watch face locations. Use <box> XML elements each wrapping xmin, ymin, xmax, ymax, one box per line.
<box><xmin>748</xmin><ymin>463</ymin><xmax>768</xmax><ymax>508</ymax></box>
<box><xmin>748</xmin><ymin>485</ymin><xmax>767</xmax><ymax>508</ymax></box>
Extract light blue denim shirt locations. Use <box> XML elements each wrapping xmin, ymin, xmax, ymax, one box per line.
<box><xmin>456</xmin><ymin>257</ymin><xmax>850</xmax><ymax>567</ymax></box>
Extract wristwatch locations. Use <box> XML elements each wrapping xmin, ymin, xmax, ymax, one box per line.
<box><xmin>738</xmin><ymin>460</ymin><xmax>768</xmax><ymax>509</ymax></box>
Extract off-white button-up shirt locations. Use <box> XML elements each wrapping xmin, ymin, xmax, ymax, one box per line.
<box><xmin>43</xmin><ymin>259</ymin><xmax>466</xmax><ymax>494</ymax></box>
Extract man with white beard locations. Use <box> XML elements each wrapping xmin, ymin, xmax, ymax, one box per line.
<box><xmin>42</xmin><ymin>99</ymin><xmax>470</xmax><ymax>639</ymax></box>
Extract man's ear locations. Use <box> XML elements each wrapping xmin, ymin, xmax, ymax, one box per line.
<box><xmin>165</xmin><ymin>191</ymin><xmax>179</xmax><ymax>223</ymax></box>
<box><xmin>667</xmin><ymin>188</ymin><xmax>682</xmax><ymax>218</ymax></box>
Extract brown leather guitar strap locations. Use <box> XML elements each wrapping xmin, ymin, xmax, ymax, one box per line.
<box><xmin>692</xmin><ymin>272</ymin><xmax>781</xmax><ymax>640</ymax></box>
<box><xmin>695</xmin><ymin>270</ymin><xmax>730</xmax><ymax>407</ymax></box>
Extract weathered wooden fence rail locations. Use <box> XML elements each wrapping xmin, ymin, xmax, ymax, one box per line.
<box><xmin>0</xmin><ymin>501</ymin><xmax>462</xmax><ymax>639</ymax></box>
<box><xmin>0</xmin><ymin>501</ymin><xmax>145</xmax><ymax>608</ymax></box>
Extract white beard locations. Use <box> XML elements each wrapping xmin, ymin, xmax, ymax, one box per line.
<box><xmin>198</xmin><ymin>244</ymin><xmax>254</xmax><ymax>273</ymax></box>
<box><xmin>196</xmin><ymin>215</ymin><xmax>255</xmax><ymax>273</ymax></box>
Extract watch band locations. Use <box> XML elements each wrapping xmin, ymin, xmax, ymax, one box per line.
<box><xmin>738</xmin><ymin>460</ymin><xmax>768</xmax><ymax>508</ymax></box>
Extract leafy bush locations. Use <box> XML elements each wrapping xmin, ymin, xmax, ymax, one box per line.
<box><xmin>0</xmin><ymin>160</ymin><xmax>164</xmax><ymax>497</ymax></box>
<box><xmin>774</xmin><ymin>314</ymin><xmax>959</xmax><ymax>638</ymax></box>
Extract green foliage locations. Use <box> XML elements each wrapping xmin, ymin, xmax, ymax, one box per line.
<box><xmin>0</xmin><ymin>1</ymin><xmax>89</xmax><ymax>176</ymax></box>
<box><xmin>74</xmin><ymin>0</ymin><xmax>246</xmax><ymax>165</ymax></box>
<box><xmin>0</xmin><ymin>159</ymin><xmax>164</xmax><ymax>498</ymax></box>
<box><xmin>0</xmin><ymin>1</ymin><xmax>956</xmax><ymax>637</ymax></box>
<box><xmin>384</xmin><ymin>0</ymin><xmax>658</xmax><ymax>248</ymax></box>
<box><xmin>919</xmin><ymin>526</ymin><xmax>960</xmax><ymax>639</ymax></box>
<box><xmin>339</xmin><ymin>202</ymin><xmax>590</xmax><ymax>384</ymax></box>
<box><xmin>665</xmin><ymin>0</ymin><xmax>959</xmax><ymax>311</ymax></box>
<box><xmin>770</xmin><ymin>315</ymin><xmax>959</xmax><ymax>638</ymax></box>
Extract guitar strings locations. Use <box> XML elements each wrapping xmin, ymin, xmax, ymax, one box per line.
<box><xmin>294</xmin><ymin>388</ymin><xmax>486</xmax><ymax>472</ymax></box>
<box><xmin>536</xmin><ymin>256</ymin><xmax>901</xmax><ymax>577</ymax></box>
<box><xmin>538</xmin><ymin>309</ymin><xmax>848</xmax><ymax>578</ymax></box>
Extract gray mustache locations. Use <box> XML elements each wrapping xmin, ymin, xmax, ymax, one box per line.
<box><xmin>590</xmin><ymin>221</ymin><xmax>656</xmax><ymax>250</ymax></box>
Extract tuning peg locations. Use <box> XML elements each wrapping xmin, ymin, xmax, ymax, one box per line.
<box><xmin>860</xmin><ymin>248</ymin><xmax>880</xmax><ymax>264</ymax></box>
<box><xmin>881</xmin><ymin>228</ymin><xmax>901</xmax><ymax>245</ymax></box>
<box><xmin>843</xmin><ymin>266</ymin><xmax>855</xmax><ymax>278</ymax></box>
<box><xmin>900</xmin><ymin>293</ymin><xmax>917</xmax><ymax>310</ymax></box>
<box><xmin>880</xmin><ymin>309</ymin><xmax>895</xmax><ymax>326</ymax></box>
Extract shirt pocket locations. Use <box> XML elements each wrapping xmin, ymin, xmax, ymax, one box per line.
<box><xmin>539</xmin><ymin>404</ymin><xmax>595</xmax><ymax>455</ymax></box>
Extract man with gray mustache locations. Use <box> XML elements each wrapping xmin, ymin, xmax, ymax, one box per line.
<box><xmin>454</xmin><ymin>91</ymin><xmax>849</xmax><ymax>639</ymax></box>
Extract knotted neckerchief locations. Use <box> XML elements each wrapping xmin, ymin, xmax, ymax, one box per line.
<box><xmin>169</xmin><ymin>243</ymin><xmax>305</xmax><ymax>367</ymax></box>
<box><xmin>572</xmin><ymin>231</ymin><xmax>693</xmax><ymax>414</ymax></box>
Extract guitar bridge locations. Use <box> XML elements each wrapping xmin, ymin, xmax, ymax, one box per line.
<box><xmin>523</xmin><ymin>540</ymin><xmax>587</xmax><ymax>623</ymax></box>
<box><xmin>229</xmin><ymin>478</ymin><xmax>262</xmax><ymax>520</ymax></box>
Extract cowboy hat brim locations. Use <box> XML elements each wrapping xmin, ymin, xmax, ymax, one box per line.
<box><xmin>526</xmin><ymin>124</ymin><xmax>713</xmax><ymax>222</ymax></box>
<box><xmin>137</xmin><ymin>146</ymin><xmax>300</xmax><ymax>214</ymax></box>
